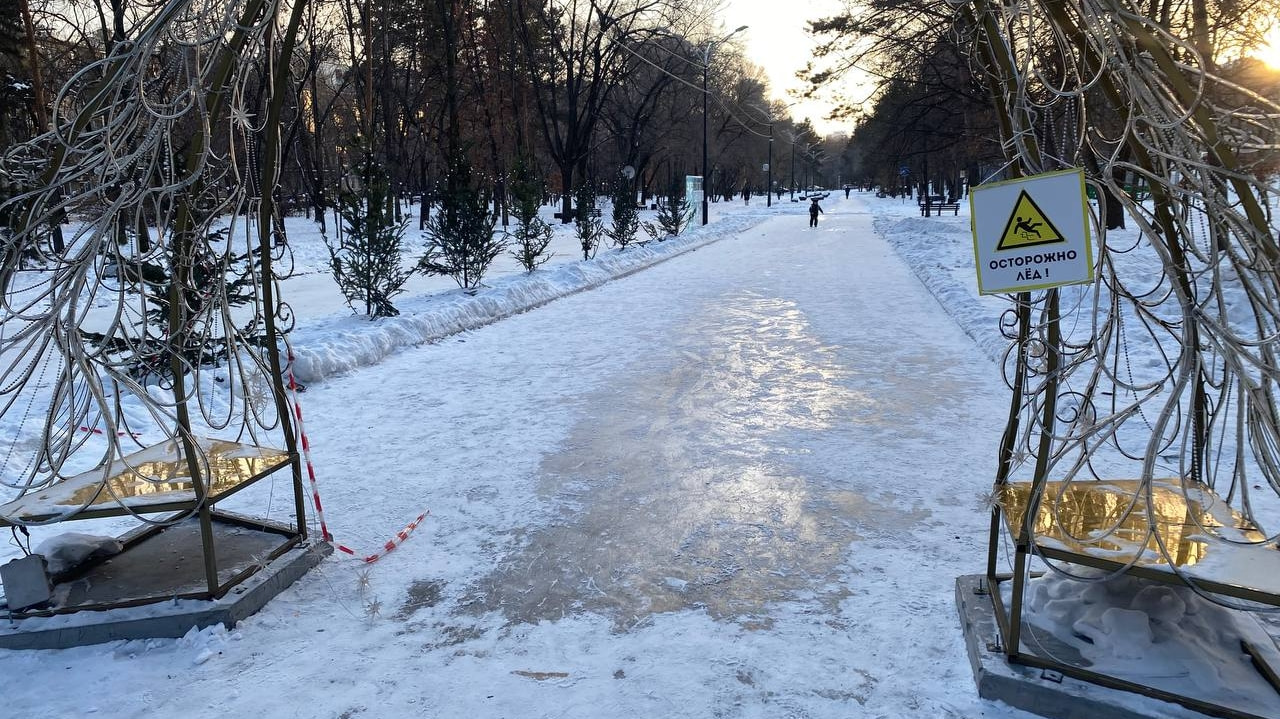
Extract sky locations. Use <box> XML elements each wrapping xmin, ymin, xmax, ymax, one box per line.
<box><xmin>719</xmin><ymin>0</ymin><xmax>856</xmax><ymax>136</ymax></box>
<box><xmin>2</xmin><ymin>195</ymin><xmax>1279</xmax><ymax>718</ymax></box>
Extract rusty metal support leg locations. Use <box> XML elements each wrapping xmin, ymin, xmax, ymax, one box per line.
<box><xmin>1006</xmin><ymin>542</ymin><xmax>1030</xmax><ymax>659</ymax></box>
<box><xmin>198</xmin><ymin>502</ymin><xmax>219</xmax><ymax>595</ymax></box>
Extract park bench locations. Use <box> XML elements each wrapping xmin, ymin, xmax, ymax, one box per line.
<box><xmin>919</xmin><ymin>195</ymin><xmax>960</xmax><ymax>216</ymax></box>
<box><xmin>552</xmin><ymin>207</ymin><xmax>603</xmax><ymax>221</ymax></box>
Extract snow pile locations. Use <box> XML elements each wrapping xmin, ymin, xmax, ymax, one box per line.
<box><xmin>175</xmin><ymin>623</ymin><xmax>242</xmax><ymax>666</ymax></box>
<box><xmin>289</xmin><ymin>211</ymin><xmax>767</xmax><ymax>383</ymax></box>
<box><xmin>1014</xmin><ymin>567</ymin><xmax>1280</xmax><ymax>715</ymax></box>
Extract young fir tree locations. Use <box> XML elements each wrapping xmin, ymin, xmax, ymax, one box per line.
<box><xmin>325</xmin><ymin>156</ymin><xmax>411</xmax><ymax>318</ymax></box>
<box><xmin>607</xmin><ymin>177</ymin><xmax>640</xmax><ymax>250</ymax></box>
<box><xmin>420</xmin><ymin>150</ymin><xmax>503</xmax><ymax>290</ymax></box>
<box><xmin>643</xmin><ymin>178</ymin><xmax>691</xmax><ymax>241</ymax></box>
<box><xmin>81</xmin><ymin>202</ymin><xmax>261</xmax><ymax>383</ymax></box>
<box><xmin>574</xmin><ymin>180</ymin><xmax>603</xmax><ymax>260</ymax></box>
<box><xmin>508</xmin><ymin>155</ymin><xmax>553</xmax><ymax>272</ymax></box>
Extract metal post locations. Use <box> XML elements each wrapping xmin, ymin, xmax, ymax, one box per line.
<box><xmin>789</xmin><ymin>141</ymin><xmax>795</xmax><ymax>201</ymax></box>
<box><xmin>701</xmin><ymin>59</ymin><xmax>709</xmax><ymax>225</ymax></box>
<box><xmin>698</xmin><ymin>27</ymin><xmax>746</xmax><ymax>225</ymax></box>
<box><xmin>1007</xmin><ymin>542</ymin><xmax>1029</xmax><ymax>658</ymax></box>
<box><xmin>923</xmin><ymin>153</ymin><xmax>932</xmax><ymax>216</ymax></box>
<box><xmin>767</xmin><ymin>125</ymin><xmax>773</xmax><ymax>207</ymax></box>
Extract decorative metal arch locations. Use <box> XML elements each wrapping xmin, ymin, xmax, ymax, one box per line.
<box><xmin>0</xmin><ymin>0</ymin><xmax>312</xmax><ymax>607</ymax></box>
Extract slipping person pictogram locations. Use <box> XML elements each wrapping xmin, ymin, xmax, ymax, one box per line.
<box><xmin>996</xmin><ymin>190</ymin><xmax>1066</xmax><ymax>250</ymax></box>
<box><xmin>1014</xmin><ymin>216</ymin><xmax>1043</xmax><ymax>241</ymax></box>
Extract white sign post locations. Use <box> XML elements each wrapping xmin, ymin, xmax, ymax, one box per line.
<box><xmin>685</xmin><ymin>175</ymin><xmax>704</xmax><ymax>221</ymax></box>
<box><xmin>970</xmin><ymin>168</ymin><xmax>1095</xmax><ymax>295</ymax></box>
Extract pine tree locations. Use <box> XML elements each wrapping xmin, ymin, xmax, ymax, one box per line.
<box><xmin>574</xmin><ymin>181</ymin><xmax>602</xmax><ymax>260</ymax></box>
<box><xmin>607</xmin><ymin>177</ymin><xmax>639</xmax><ymax>250</ymax></box>
<box><xmin>508</xmin><ymin>155</ymin><xmax>553</xmax><ymax>272</ymax></box>
<box><xmin>325</xmin><ymin>157</ymin><xmax>412</xmax><ymax>317</ymax></box>
<box><xmin>81</xmin><ymin>214</ymin><xmax>262</xmax><ymax>383</ymax></box>
<box><xmin>420</xmin><ymin>150</ymin><xmax>504</xmax><ymax>290</ymax></box>
<box><xmin>643</xmin><ymin>178</ymin><xmax>691</xmax><ymax>241</ymax></box>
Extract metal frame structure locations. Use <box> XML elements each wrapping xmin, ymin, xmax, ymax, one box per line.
<box><xmin>0</xmin><ymin>0</ymin><xmax>315</xmax><ymax>618</ymax></box>
<box><xmin>953</xmin><ymin>0</ymin><xmax>1280</xmax><ymax>715</ymax></box>
<box><xmin>984</xmin><ymin>476</ymin><xmax>1280</xmax><ymax>719</ymax></box>
<box><xmin>0</xmin><ymin>438</ymin><xmax>306</xmax><ymax>615</ymax></box>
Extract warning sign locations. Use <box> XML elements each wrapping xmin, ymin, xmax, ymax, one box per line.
<box><xmin>971</xmin><ymin>169</ymin><xmax>1094</xmax><ymax>295</ymax></box>
<box><xmin>996</xmin><ymin>191</ymin><xmax>1065</xmax><ymax>250</ymax></box>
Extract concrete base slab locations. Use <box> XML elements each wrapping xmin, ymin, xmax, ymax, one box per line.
<box><xmin>0</xmin><ymin>526</ymin><xmax>331</xmax><ymax>650</ymax></box>
<box><xmin>955</xmin><ymin>574</ymin><xmax>1278</xmax><ymax>719</ymax></box>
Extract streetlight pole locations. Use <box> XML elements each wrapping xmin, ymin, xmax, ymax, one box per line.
<box><xmin>702</xmin><ymin>57</ymin><xmax>709</xmax><ymax>225</ymax></box>
<box><xmin>701</xmin><ymin>25</ymin><xmax>748</xmax><ymax>226</ymax></box>
<box><xmin>790</xmin><ymin>140</ymin><xmax>796</xmax><ymax>202</ymax></box>
<box><xmin>767</xmin><ymin>123</ymin><xmax>773</xmax><ymax>208</ymax></box>
<box><xmin>750</xmin><ymin>101</ymin><xmax>796</xmax><ymax>207</ymax></box>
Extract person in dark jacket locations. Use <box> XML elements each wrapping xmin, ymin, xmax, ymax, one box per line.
<box><xmin>809</xmin><ymin>198</ymin><xmax>824</xmax><ymax>227</ymax></box>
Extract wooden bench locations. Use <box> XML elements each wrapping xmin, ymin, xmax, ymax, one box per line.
<box><xmin>918</xmin><ymin>196</ymin><xmax>960</xmax><ymax>216</ymax></box>
<box><xmin>552</xmin><ymin>208</ymin><xmax>603</xmax><ymax>221</ymax></box>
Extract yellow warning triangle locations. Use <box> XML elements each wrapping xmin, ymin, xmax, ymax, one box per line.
<box><xmin>996</xmin><ymin>190</ymin><xmax>1066</xmax><ymax>250</ymax></box>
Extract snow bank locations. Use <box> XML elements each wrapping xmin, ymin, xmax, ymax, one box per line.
<box><xmin>290</xmin><ymin>213</ymin><xmax>766</xmax><ymax>383</ymax></box>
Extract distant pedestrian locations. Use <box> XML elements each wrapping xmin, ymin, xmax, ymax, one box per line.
<box><xmin>809</xmin><ymin>198</ymin><xmax>823</xmax><ymax>227</ymax></box>
<box><xmin>743</xmin><ymin>186</ymin><xmax>750</xmax><ymax>205</ymax></box>
<box><xmin>844</xmin><ymin>186</ymin><xmax>851</xmax><ymax>199</ymax></box>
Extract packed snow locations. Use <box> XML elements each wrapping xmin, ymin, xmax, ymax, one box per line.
<box><xmin>1007</xmin><ymin>568</ymin><xmax>1280</xmax><ymax>718</ymax></box>
<box><xmin>0</xmin><ymin>193</ymin><xmax>1277</xmax><ymax>719</ymax></box>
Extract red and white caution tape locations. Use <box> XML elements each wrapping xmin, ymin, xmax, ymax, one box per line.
<box><xmin>284</xmin><ymin>340</ymin><xmax>429</xmax><ymax>563</ymax></box>
<box><xmin>335</xmin><ymin>511</ymin><xmax>428</xmax><ymax>563</ymax></box>
<box><xmin>284</xmin><ymin>345</ymin><xmax>334</xmax><ymax>544</ymax></box>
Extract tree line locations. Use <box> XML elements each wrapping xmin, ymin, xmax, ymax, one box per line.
<box><xmin>806</xmin><ymin>0</ymin><xmax>1280</xmax><ymax>215</ymax></box>
<box><xmin>0</xmin><ymin>0</ymin><xmax>854</xmax><ymax>236</ymax></box>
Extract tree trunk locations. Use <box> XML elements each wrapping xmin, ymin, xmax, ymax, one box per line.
<box><xmin>20</xmin><ymin>0</ymin><xmax>64</xmax><ymax>253</ymax></box>
<box><xmin>559</xmin><ymin>163</ymin><xmax>574</xmax><ymax>222</ymax></box>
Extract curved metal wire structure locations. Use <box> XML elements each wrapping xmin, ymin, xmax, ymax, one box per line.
<box><xmin>964</xmin><ymin>0</ymin><xmax>1280</xmax><ymax>712</ymax></box>
<box><xmin>963</xmin><ymin>0</ymin><xmax>1280</xmax><ymax>586</ymax></box>
<box><xmin>0</xmin><ymin>0</ymin><xmax>305</xmax><ymax>530</ymax></box>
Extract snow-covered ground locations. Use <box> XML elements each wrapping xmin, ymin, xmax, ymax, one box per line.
<box><xmin>1</xmin><ymin>193</ymin><xmax>1277</xmax><ymax>719</ymax></box>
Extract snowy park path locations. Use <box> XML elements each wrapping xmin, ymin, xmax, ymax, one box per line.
<box><xmin>4</xmin><ymin>197</ymin><xmax>1037</xmax><ymax>719</ymax></box>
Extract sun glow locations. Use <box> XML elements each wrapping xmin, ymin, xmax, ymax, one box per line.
<box><xmin>1257</xmin><ymin>27</ymin><xmax>1280</xmax><ymax>70</ymax></box>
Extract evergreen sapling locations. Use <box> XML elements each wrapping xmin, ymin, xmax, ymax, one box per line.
<box><xmin>420</xmin><ymin>151</ymin><xmax>504</xmax><ymax>290</ymax></box>
<box><xmin>607</xmin><ymin>177</ymin><xmax>640</xmax><ymax>250</ymax></box>
<box><xmin>508</xmin><ymin>156</ymin><xmax>553</xmax><ymax>272</ymax></box>
<box><xmin>325</xmin><ymin>157</ymin><xmax>412</xmax><ymax>317</ymax></box>
<box><xmin>574</xmin><ymin>181</ymin><xmax>602</xmax><ymax>260</ymax></box>
<box><xmin>643</xmin><ymin>178</ymin><xmax>691</xmax><ymax>241</ymax></box>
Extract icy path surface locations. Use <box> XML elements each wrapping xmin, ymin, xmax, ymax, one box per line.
<box><xmin>3</xmin><ymin>197</ymin><xmax>1038</xmax><ymax>719</ymax></box>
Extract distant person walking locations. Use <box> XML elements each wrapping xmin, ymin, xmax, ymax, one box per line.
<box><xmin>844</xmin><ymin>186</ymin><xmax>851</xmax><ymax>199</ymax></box>
<box><xmin>809</xmin><ymin>198</ymin><xmax>824</xmax><ymax>227</ymax></box>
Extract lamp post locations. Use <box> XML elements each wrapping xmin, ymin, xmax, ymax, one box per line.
<box><xmin>746</xmin><ymin>101</ymin><xmax>797</xmax><ymax>207</ymax></box>
<box><xmin>766</xmin><ymin>123</ymin><xmax>772</xmax><ymax>207</ymax></box>
<box><xmin>702</xmin><ymin>25</ymin><xmax>748</xmax><ymax>225</ymax></box>
<box><xmin>790</xmin><ymin>141</ymin><xmax>799</xmax><ymax>202</ymax></box>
